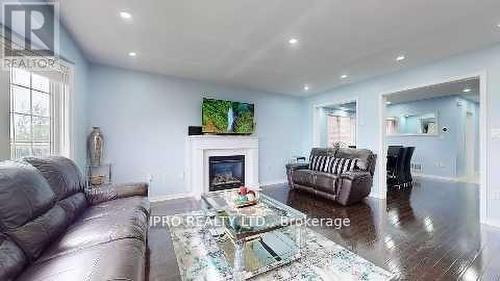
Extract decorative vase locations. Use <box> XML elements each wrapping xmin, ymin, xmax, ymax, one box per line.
<box><xmin>88</xmin><ymin>127</ymin><xmax>104</xmax><ymax>166</ymax></box>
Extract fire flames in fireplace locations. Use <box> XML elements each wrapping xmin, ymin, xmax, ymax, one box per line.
<box><xmin>211</xmin><ymin>173</ymin><xmax>241</xmax><ymax>187</ymax></box>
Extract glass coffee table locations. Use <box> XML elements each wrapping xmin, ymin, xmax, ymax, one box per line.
<box><xmin>201</xmin><ymin>189</ymin><xmax>306</xmax><ymax>280</ymax></box>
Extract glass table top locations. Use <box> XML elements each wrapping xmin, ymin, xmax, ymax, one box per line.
<box><xmin>201</xmin><ymin>189</ymin><xmax>306</xmax><ymax>240</ymax></box>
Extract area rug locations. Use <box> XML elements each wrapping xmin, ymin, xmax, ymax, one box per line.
<box><xmin>168</xmin><ymin>211</ymin><xmax>395</xmax><ymax>281</ymax></box>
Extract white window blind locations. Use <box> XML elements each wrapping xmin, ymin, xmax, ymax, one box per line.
<box><xmin>327</xmin><ymin>115</ymin><xmax>356</xmax><ymax>147</ymax></box>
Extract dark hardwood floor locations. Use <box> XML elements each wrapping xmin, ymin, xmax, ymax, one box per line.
<box><xmin>148</xmin><ymin>178</ymin><xmax>500</xmax><ymax>281</ymax></box>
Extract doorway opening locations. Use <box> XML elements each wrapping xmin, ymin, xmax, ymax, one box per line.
<box><xmin>379</xmin><ymin>76</ymin><xmax>484</xmax><ymax>198</ymax></box>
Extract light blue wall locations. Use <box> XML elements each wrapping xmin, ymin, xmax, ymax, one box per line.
<box><xmin>305</xmin><ymin>43</ymin><xmax>500</xmax><ymax>223</ymax></box>
<box><xmin>87</xmin><ymin>64</ymin><xmax>306</xmax><ymax>197</ymax></box>
<box><xmin>318</xmin><ymin>108</ymin><xmax>328</xmax><ymax>147</ymax></box>
<box><xmin>386</xmin><ymin>96</ymin><xmax>479</xmax><ymax>178</ymax></box>
<box><xmin>59</xmin><ymin>27</ymin><xmax>89</xmax><ymax>168</ymax></box>
<box><xmin>455</xmin><ymin>98</ymin><xmax>480</xmax><ymax>176</ymax></box>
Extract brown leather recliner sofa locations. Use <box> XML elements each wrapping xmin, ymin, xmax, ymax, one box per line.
<box><xmin>0</xmin><ymin>156</ymin><xmax>149</xmax><ymax>281</ymax></box>
<box><xmin>286</xmin><ymin>148</ymin><xmax>377</xmax><ymax>206</ymax></box>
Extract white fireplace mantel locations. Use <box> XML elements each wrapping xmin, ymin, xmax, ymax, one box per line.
<box><xmin>185</xmin><ymin>135</ymin><xmax>259</xmax><ymax>198</ymax></box>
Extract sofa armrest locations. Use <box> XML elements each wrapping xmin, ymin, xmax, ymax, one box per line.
<box><xmin>286</xmin><ymin>163</ymin><xmax>309</xmax><ymax>189</ymax></box>
<box><xmin>286</xmin><ymin>163</ymin><xmax>309</xmax><ymax>171</ymax></box>
<box><xmin>85</xmin><ymin>182</ymin><xmax>149</xmax><ymax>205</ymax></box>
<box><xmin>336</xmin><ymin>171</ymin><xmax>373</xmax><ymax>206</ymax></box>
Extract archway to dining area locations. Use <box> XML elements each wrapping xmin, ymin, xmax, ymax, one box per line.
<box><xmin>378</xmin><ymin>75</ymin><xmax>485</xmax><ymax>209</ymax></box>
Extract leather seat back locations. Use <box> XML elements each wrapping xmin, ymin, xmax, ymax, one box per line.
<box><xmin>310</xmin><ymin>147</ymin><xmax>377</xmax><ymax>175</ymax></box>
<box><xmin>24</xmin><ymin>157</ymin><xmax>88</xmax><ymax>223</ymax></box>
<box><xmin>310</xmin><ymin>147</ymin><xmax>337</xmax><ymax>158</ymax></box>
<box><xmin>335</xmin><ymin>148</ymin><xmax>377</xmax><ymax>175</ymax></box>
<box><xmin>24</xmin><ymin>156</ymin><xmax>85</xmax><ymax>200</ymax></box>
<box><xmin>0</xmin><ymin>161</ymin><xmax>70</xmax><ymax>261</ymax></box>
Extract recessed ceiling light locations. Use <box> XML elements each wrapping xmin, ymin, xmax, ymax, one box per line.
<box><xmin>396</xmin><ymin>55</ymin><xmax>406</xmax><ymax>61</ymax></box>
<box><xmin>497</xmin><ymin>23</ymin><xmax>500</xmax><ymax>28</ymax></box>
<box><xmin>303</xmin><ymin>85</ymin><xmax>309</xmax><ymax>91</ymax></box>
<box><xmin>386</xmin><ymin>101</ymin><xmax>392</xmax><ymax>105</ymax></box>
<box><xmin>463</xmin><ymin>88</ymin><xmax>472</xmax><ymax>93</ymax></box>
<box><xmin>340</xmin><ymin>74</ymin><xmax>348</xmax><ymax>79</ymax></box>
<box><xmin>119</xmin><ymin>11</ymin><xmax>132</xmax><ymax>19</ymax></box>
<box><xmin>128</xmin><ymin>52</ymin><xmax>137</xmax><ymax>57</ymax></box>
<box><xmin>288</xmin><ymin>38</ymin><xmax>298</xmax><ymax>45</ymax></box>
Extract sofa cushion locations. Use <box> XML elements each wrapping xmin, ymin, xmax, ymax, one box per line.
<box><xmin>335</xmin><ymin>148</ymin><xmax>373</xmax><ymax>171</ymax></box>
<box><xmin>314</xmin><ymin>172</ymin><xmax>339</xmax><ymax>194</ymax></box>
<box><xmin>292</xmin><ymin>169</ymin><xmax>316</xmax><ymax>186</ymax></box>
<box><xmin>0</xmin><ymin>161</ymin><xmax>70</xmax><ymax>261</ymax></box>
<box><xmin>9</xmin><ymin>205</ymin><xmax>69</xmax><ymax>261</ymax></box>
<box><xmin>57</xmin><ymin>192</ymin><xmax>88</xmax><ymax>224</ymax></box>
<box><xmin>23</xmin><ymin>156</ymin><xmax>85</xmax><ymax>200</ymax></box>
<box><xmin>36</xmin><ymin>197</ymin><xmax>149</xmax><ymax>263</ymax></box>
<box><xmin>16</xmin><ymin>238</ymin><xmax>146</xmax><ymax>281</ymax></box>
<box><xmin>0</xmin><ymin>233</ymin><xmax>27</xmax><ymax>281</ymax></box>
<box><xmin>0</xmin><ymin>161</ymin><xmax>56</xmax><ymax>229</ymax></box>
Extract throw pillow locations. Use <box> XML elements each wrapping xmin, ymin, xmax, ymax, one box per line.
<box><xmin>309</xmin><ymin>155</ymin><xmax>330</xmax><ymax>172</ymax></box>
<box><xmin>328</xmin><ymin>157</ymin><xmax>358</xmax><ymax>174</ymax></box>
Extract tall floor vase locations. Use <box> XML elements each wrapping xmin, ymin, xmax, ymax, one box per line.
<box><xmin>87</xmin><ymin>127</ymin><xmax>104</xmax><ymax>166</ymax></box>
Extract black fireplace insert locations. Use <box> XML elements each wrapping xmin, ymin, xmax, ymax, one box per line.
<box><xmin>209</xmin><ymin>155</ymin><xmax>245</xmax><ymax>191</ymax></box>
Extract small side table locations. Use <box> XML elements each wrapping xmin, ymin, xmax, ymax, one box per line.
<box><xmin>86</xmin><ymin>163</ymin><xmax>112</xmax><ymax>188</ymax></box>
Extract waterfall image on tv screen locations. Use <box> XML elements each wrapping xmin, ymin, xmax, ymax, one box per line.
<box><xmin>202</xmin><ymin>98</ymin><xmax>254</xmax><ymax>134</ymax></box>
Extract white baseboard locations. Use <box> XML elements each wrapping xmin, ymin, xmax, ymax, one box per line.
<box><xmin>414</xmin><ymin>174</ymin><xmax>480</xmax><ymax>185</ymax></box>
<box><xmin>481</xmin><ymin>218</ymin><xmax>500</xmax><ymax>229</ymax></box>
<box><xmin>369</xmin><ymin>192</ymin><xmax>386</xmax><ymax>199</ymax></box>
<box><xmin>413</xmin><ymin>174</ymin><xmax>460</xmax><ymax>182</ymax></box>
<box><xmin>149</xmin><ymin>192</ymin><xmax>194</xmax><ymax>202</ymax></box>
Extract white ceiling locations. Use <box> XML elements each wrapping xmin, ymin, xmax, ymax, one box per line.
<box><xmin>386</xmin><ymin>78</ymin><xmax>480</xmax><ymax>104</ymax></box>
<box><xmin>58</xmin><ymin>0</ymin><xmax>500</xmax><ymax>96</ymax></box>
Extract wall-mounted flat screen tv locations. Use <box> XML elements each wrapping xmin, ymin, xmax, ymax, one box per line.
<box><xmin>202</xmin><ymin>98</ymin><xmax>255</xmax><ymax>134</ymax></box>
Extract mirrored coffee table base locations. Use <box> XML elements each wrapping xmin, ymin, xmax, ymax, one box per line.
<box><xmin>215</xmin><ymin>226</ymin><xmax>303</xmax><ymax>279</ymax></box>
<box><xmin>202</xmin><ymin>189</ymin><xmax>306</xmax><ymax>280</ymax></box>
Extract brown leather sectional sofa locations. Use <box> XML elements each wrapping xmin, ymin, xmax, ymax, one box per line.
<box><xmin>0</xmin><ymin>156</ymin><xmax>149</xmax><ymax>281</ymax></box>
<box><xmin>287</xmin><ymin>148</ymin><xmax>377</xmax><ymax>206</ymax></box>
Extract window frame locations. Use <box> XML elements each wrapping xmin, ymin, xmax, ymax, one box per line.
<box><xmin>9</xmin><ymin>69</ymin><xmax>53</xmax><ymax>159</ymax></box>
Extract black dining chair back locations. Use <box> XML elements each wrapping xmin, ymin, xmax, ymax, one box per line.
<box><xmin>388</xmin><ymin>145</ymin><xmax>403</xmax><ymax>156</ymax></box>
<box><xmin>402</xmin><ymin>147</ymin><xmax>415</xmax><ymax>184</ymax></box>
<box><xmin>387</xmin><ymin>147</ymin><xmax>405</xmax><ymax>186</ymax></box>
<box><xmin>387</xmin><ymin>146</ymin><xmax>415</xmax><ymax>187</ymax></box>
<box><xmin>394</xmin><ymin>148</ymin><xmax>406</xmax><ymax>183</ymax></box>
<box><xmin>387</xmin><ymin>146</ymin><xmax>403</xmax><ymax>176</ymax></box>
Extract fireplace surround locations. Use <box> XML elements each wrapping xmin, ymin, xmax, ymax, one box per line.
<box><xmin>186</xmin><ymin>135</ymin><xmax>259</xmax><ymax>198</ymax></box>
